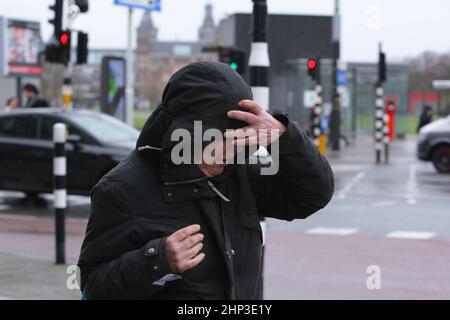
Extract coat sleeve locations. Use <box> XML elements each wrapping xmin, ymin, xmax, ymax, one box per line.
<box><xmin>77</xmin><ymin>181</ymin><xmax>173</xmax><ymax>300</ymax></box>
<box><xmin>247</xmin><ymin>114</ymin><xmax>334</xmax><ymax>221</ymax></box>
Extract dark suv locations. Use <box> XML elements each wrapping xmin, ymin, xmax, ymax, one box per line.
<box><xmin>417</xmin><ymin>115</ymin><xmax>450</xmax><ymax>173</ymax></box>
<box><xmin>0</xmin><ymin>109</ymin><xmax>139</xmax><ymax>196</ymax></box>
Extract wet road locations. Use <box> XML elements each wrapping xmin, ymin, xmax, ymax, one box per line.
<box><xmin>265</xmin><ymin>135</ymin><xmax>450</xmax><ymax>299</ymax></box>
<box><xmin>0</xmin><ymin>135</ymin><xmax>449</xmax><ymax>299</ymax></box>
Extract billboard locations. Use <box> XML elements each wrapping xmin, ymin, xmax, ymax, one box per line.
<box><xmin>0</xmin><ymin>17</ymin><xmax>43</xmax><ymax>76</ymax></box>
<box><xmin>101</xmin><ymin>57</ymin><xmax>126</xmax><ymax>121</ymax></box>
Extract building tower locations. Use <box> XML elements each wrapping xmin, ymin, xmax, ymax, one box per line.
<box><xmin>198</xmin><ymin>3</ymin><xmax>217</xmax><ymax>45</ymax></box>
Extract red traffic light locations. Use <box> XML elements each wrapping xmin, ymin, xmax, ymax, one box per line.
<box><xmin>59</xmin><ymin>32</ymin><xmax>70</xmax><ymax>46</ymax></box>
<box><xmin>308</xmin><ymin>59</ymin><xmax>317</xmax><ymax>70</ymax></box>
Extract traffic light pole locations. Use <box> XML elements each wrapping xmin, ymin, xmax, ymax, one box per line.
<box><xmin>329</xmin><ymin>0</ymin><xmax>341</xmax><ymax>151</ymax></box>
<box><xmin>249</xmin><ymin>0</ymin><xmax>270</xmax><ymax>300</ymax></box>
<box><xmin>374</xmin><ymin>43</ymin><xmax>388</xmax><ymax>164</ymax></box>
<box><xmin>312</xmin><ymin>80</ymin><xmax>323</xmax><ymax>148</ymax></box>
<box><xmin>249</xmin><ymin>0</ymin><xmax>270</xmax><ymax>111</ymax></box>
<box><xmin>125</xmin><ymin>7</ymin><xmax>134</xmax><ymax>125</ymax></box>
<box><xmin>374</xmin><ymin>85</ymin><xmax>384</xmax><ymax>164</ymax></box>
<box><xmin>383</xmin><ymin>101</ymin><xmax>390</xmax><ymax>164</ymax></box>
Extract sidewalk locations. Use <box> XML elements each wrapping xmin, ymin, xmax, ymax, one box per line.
<box><xmin>0</xmin><ymin>253</ymin><xmax>81</xmax><ymax>300</ymax></box>
<box><xmin>0</xmin><ymin>215</ymin><xmax>86</xmax><ymax>300</ymax></box>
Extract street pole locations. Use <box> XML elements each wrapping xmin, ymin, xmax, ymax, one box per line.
<box><xmin>312</xmin><ymin>59</ymin><xmax>323</xmax><ymax>149</ymax></box>
<box><xmin>249</xmin><ymin>0</ymin><xmax>269</xmax><ymax>300</ymax></box>
<box><xmin>329</xmin><ymin>0</ymin><xmax>341</xmax><ymax>151</ymax></box>
<box><xmin>126</xmin><ymin>7</ymin><xmax>134</xmax><ymax>125</ymax></box>
<box><xmin>53</xmin><ymin>123</ymin><xmax>67</xmax><ymax>265</ymax></box>
<box><xmin>16</xmin><ymin>77</ymin><xmax>22</xmax><ymax>107</ymax></box>
<box><xmin>374</xmin><ymin>85</ymin><xmax>384</xmax><ymax>164</ymax></box>
<box><xmin>375</xmin><ymin>43</ymin><xmax>387</xmax><ymax>164</ymax></box>
<box><xmin>249</xmin><ymin>0</ymin><xmax>270</xmax><ymax>112</ymax></box>
<box><xmin>383</xmin><ymin>101</ymin><xmax>390</xmax><ymax>164</ymax></box>
<box><xmin>62</xmin><ymin>77</ymin><xmax>73</xmax><ymax>111</ymax></box>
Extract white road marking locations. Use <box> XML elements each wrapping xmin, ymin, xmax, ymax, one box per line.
<box><xmin>386</xmin><ymin>231</ymin><xmax>435</xmax><ymax>240</ymax></box>
<box><xmin>336</xmin><ymin>171</ymin><xmax>366</xmax><ymax>199</ymax></box>
<box><xmin>371</xmin><ymin>200</ymin><xmax>397</xmax><ymax>207</ymax></box>
<box><xmin>331</xmin><ymin>164</ymin><xmax>365</xmax><ymax>172</ymax></box>
<box><xmin>306</xmin><ymin>227</ymin><xmax>358</xmax><ymax>236</ymax></box>
<box><xmin>406</xmin><ymin>164</ymin><xmax>417</xmax><ymax>205</ymax></box>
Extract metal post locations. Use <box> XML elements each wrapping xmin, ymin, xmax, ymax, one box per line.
<box><xmin>374</xmin><ymin>86</ymin><xmax>384</xmax><ymax>164</ymax></box>
<box><xmin>125</xmin><ymin>7</ymin><xmax>134</xmax><ymax>125</ymax></box>
<box><xmin>249</xmin><ymin>0</ymin><xmax>270</xmax><ymax>111</ymax></box>
<box><xmin>329</xmin><ymin>0</ymin><xmax>341</xmax><ymax>151</ymax></box>
<box><xmin>62</xmin><ymin>77</ymin><xmax>73</xmax><ymax>111</ymax></box>
<box><xmin>16</xmin><ymin>77</ymin><xmax>22</xmax><ymax>107</ymax></box>
<box><xmin>249</xmin><ymin>0</ymin><xmax>269</xmax><ymax>300</ymax></box>
<box><xmin>312</xmin><ymin>60</ymin><xmax>323</xmax><ymax>149</ymax></box>
<box><xmin>383</xmin><ymin>101</ymin><xmax>390</xmax><ymax>164</ymax></box>
<box><xmin>53</xmin><ymin>123</ymin><xmax>67</xmax><ymax>264</ymax></box>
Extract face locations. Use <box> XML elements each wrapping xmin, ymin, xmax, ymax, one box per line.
<box><xmin>197</xmin><ymin>137</ymin><xmax>245</xmax><ymax>178</ymax></box>
<box><xmin>23</xmin><ymin>89</ymin><xmax>34</xmax><ymax>99</ymax></box>
<box><xmin>9</xmin><ymin>98</ymin><xmax>18</xmax><ymax>108</ymax></box>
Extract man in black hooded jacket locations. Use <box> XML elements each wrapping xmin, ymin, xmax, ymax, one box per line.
<box><xmin>78</xmin><ymin>61</ymin><xmax>334</xmax><ymax>300</ymax></box>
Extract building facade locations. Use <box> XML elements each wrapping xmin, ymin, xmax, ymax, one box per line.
<box><xmin>134</xmin><ymin>4</ymin><xmax>218</xmax><ymax>109</ymax></box>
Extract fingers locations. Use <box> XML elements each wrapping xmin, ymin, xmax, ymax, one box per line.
<box><xmin>166</xmin><ymin>225</ymin><xmax>206</xmax><ymax>273</ymax></box>
<box><xmin>180</xmin><ymin>242</ymin><xmax>204</xmax><ymax>260</ymax></box>
<box><xmin>233</xmin><ymin>135</ymin><xmax>259</xmax><ymax>148</ymax></box>
<box><xmin>178</xmin><ymin>232</ymin><xmax>204</xmax><ymax>251</ymax></box>
<box><xmin>227</xmin><ymin>110</ymin><xmax>258</xmax><ymax>124</ymax></box>
<box><xmin>239</xmin><ymin>100</ymin><xmax>263</xmax><ymax>115</ymax></box>
<box><xmin>171</xmin><ymin>224</ymin><xmax>201</xmax><ymax>242</ymax></box>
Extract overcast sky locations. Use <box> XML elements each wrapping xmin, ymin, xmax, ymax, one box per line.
<box><xmin>1</xmin><ymin>0</ymin><xmax>449</xmax><ymax>62</ymax></box>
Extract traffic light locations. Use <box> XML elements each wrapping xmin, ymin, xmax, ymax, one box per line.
<box><xmin>45</xmin><ymin>30</ymin><xmax>72</xmax><ymax>65</ymax></box>
<box><xmin>378</xmin><ymin>51</ymin><xmax>386</xmax><ymax>84</ymax></box>
<box><xmin>49</xmin><ymin>0</ymin><xmax>63</xmax><ymax>36</ymax></box>
<box><xmin>75</xmin><ymin>0</ymin><xmax>89</xmax><ymax>13</ymax></box>
<box><xmin>307</xmin><ymin>58</ymin><xmax>320</xmax><ymax>82</ymax></box>
<box><xmin>77</xmin><ymin>32</ymin><xmax>89</xmax><ymax>65</ymax></box>
<box><xmin>228</xmin><ymin>49</ymin><xmax>246</xmax><ymax>75</ymax></box>
<box><xmin>218</xmin><ymin>47</ymin><xmax>246</xmax><ymax>75</ymax></box>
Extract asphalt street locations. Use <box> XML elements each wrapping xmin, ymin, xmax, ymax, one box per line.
<box><xmin>0</xmin><ymin>135</ymin><xmax>449</xmax><ymax>299</ymax></box>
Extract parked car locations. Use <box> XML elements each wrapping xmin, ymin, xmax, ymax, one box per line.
<box><xmin>417</xmin><ymin>115</ymin><xmax>450</xmax><ymax>173</ymax></box>
<box><xmin>0</xmin><ymin>108</ymin><xmax>139</xmax><ymax>196</ymax></box>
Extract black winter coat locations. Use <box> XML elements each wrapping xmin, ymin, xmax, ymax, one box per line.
<box><xmin>78</xmin><ymin>62</ymin><xmax>334</xmax><ymax>300</ymax></box>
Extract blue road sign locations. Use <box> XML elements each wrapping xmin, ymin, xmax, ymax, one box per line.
<box><xmin>337</xmin><ymin>69</ymin><xmax>347</xmax><ymax>86</ymax></box>
<box><xmin>114</xmin><ymin>0</ymin><xmax>161</xmax><ymax>11</ymax></box>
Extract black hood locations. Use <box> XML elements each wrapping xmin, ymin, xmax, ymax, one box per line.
<box><xmin>137</xmin><ymin>61</ymin><xmax>253</xmax><ymax>184</ymax></box>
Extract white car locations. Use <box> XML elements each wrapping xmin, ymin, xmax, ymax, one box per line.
<box><xmin>417</xmin><ymin>115</ymin><xmax>450</xmax><ymax>173</ymax></box>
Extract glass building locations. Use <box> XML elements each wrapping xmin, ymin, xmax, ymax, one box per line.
<box><xmin>286</xmin><ymin>59</ymin><xmax>410</xmax><ymax>138</ymax></box>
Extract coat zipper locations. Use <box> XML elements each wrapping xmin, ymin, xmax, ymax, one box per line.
<box><xmin>217</xmin><ymin>188</ymin><xmax>236</xmax><ymax>300</ymax></box>
<box><xmin>207</xmin><ymin>181</ymin><xmax>231</xmax><ymax>202</ymax></box>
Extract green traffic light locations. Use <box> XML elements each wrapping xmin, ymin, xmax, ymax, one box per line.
<box><xmin>230</xmin><ymin>62</ymin><xmax>238</xmax><ymax>70</ymax></box>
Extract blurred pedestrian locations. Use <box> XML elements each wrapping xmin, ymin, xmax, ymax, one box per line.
<box><xmin>22</xmin><ymin>83</ymin><xmax>49</xmax><ymax>108</ymax></box>
<box><xmin>3</xmin><ymin>97</ymin><xmax>19</xmax><ymax>112</ymax></box>
<box><xmin>417</xmin><ymin>105</ymin><xmax>433</xmax><ymax>133</ymax></box>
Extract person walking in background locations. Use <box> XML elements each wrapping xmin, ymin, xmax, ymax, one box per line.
<box><xmin>22</xmin><ymin>83</ymin><xmax>49</xmax><ymax>108</ymax></box>
<box><xmin>3</xmin><ymin>97</ymin><xmax>19</xmax><ymax>112</ymax></box>
<box><xmin>417</xmin><ymin>105</ymin><xmax>433</xmax><ymax>133</ymax></box>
